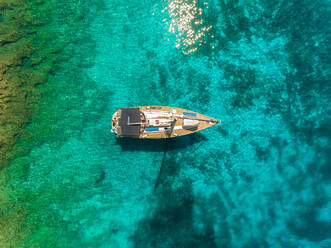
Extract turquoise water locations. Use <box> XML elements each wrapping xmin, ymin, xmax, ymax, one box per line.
<box><xmin>2</xmin><ymin>0</ymin><xmax>330</xmax><ymax>247</ymax></box>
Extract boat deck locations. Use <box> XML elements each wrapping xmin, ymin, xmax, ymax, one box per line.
<box><xmin>112</xmin><ymin>106</ymin><xmax>219</xmax><ymax>139</ymax></box>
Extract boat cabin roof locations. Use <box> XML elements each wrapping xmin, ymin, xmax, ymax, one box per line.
<box><xmin>118</xmin><ymin>108</ymin><xmax>141</xmax><ymax>136</ymax></box>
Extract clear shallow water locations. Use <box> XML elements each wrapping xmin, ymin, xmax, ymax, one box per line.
<box><xmin>1</xmin><ymin>0</ymin><xmax>331</xmax><ymax>247</ymax></box>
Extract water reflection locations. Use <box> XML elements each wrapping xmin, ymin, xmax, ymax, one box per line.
<box><xmin>162</xmin><ymin>0</ymin><xmax>212</xmax><ymax>54</ymax></box>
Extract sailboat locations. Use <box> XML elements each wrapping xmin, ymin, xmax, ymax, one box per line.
<box><xmin>111</xmin><ymin>106</ymin><xmax>221</xmax><ymax>139</ymax></box>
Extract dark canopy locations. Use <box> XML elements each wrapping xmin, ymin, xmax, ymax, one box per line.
<box><xmin>118</xmin><ymin>108</ymin><xmax>141</xmax><ymax>136</ymax></box>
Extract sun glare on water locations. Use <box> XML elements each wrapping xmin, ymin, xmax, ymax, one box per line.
<box><xmin>162</xmin><ymin>0</ymin><xmax>212</xmax><ymax>54</ymax></box>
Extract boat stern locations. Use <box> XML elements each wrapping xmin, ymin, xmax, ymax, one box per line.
<box><xmin>111</xmin><ymin>110</ymin><xmax>120</xmax><ymax>134</ymax></box>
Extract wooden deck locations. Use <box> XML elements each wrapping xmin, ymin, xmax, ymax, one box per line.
<box><xmin>112</xmin><ymin>106</ymin><xmax>220</xmax><ymax>139</ymax></box>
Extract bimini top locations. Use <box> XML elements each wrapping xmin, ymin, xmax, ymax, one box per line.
<box><xmin>118</xmin><ymin>108</ymin><xmax>141</xmax><ymax>136</ymax></box>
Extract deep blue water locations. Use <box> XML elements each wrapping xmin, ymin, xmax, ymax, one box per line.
<box><xmin>4</xmin><ymin>0</ymin><xmax>331</xmax><ymax>247</ymax></box>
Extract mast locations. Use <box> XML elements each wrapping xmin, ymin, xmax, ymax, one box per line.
<box><xmin>166</xmin><ymin>118</ymin><xmax>177</xmax><ymax>137</ymax></box>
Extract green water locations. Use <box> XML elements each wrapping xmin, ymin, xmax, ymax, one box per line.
<box><xmin>1</xmin><ymin>0</ymin><xmax>330</xmax><ymax>247</ymax></box>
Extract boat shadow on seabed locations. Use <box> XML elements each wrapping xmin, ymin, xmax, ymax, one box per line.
<box><xmin>115</xmin><ymin>132</ymin><xmax>208</xmax><ymax>192</ymax></box>
<box><xmin>115</xmin><ymin>132</ymin><xmax>208</xmax><ymax>152</ymax></box>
